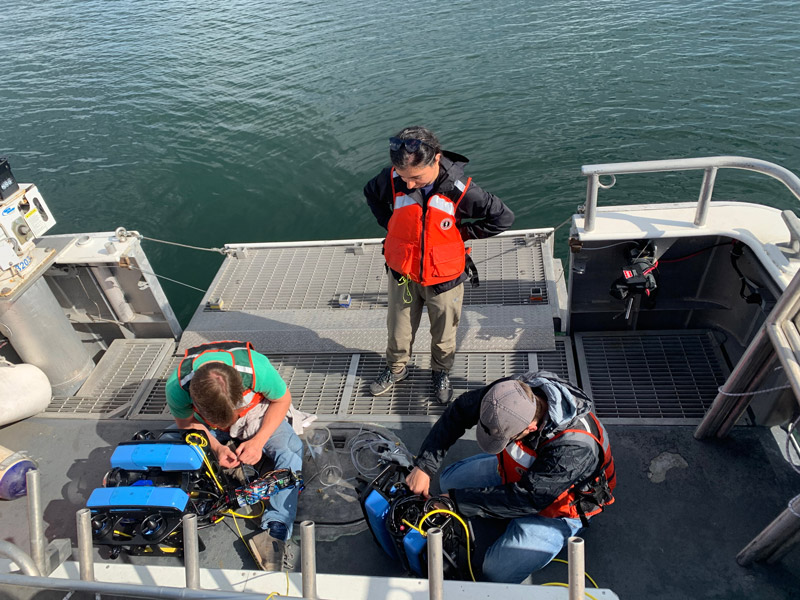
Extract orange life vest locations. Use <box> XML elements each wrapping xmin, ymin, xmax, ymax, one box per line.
<box><xmin>178</xmin><ymin>340</ymin><xmax>264</xmax><ymax>429</ymax></box>
<box><xmin>498</xmin><ymin>412</ymin><xmax>616</xmax><ymax>521</ymax></box>
<box><xmin>383</xmin><ymin>169</ymin><xmax>472</xmax><ymax>286</ymax></box>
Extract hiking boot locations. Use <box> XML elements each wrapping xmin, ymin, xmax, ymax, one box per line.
<box><xmin>432</xmin><ymin>371</ymin><xmax>453</xmax><ymax>404</ymax></box>
<box><xmin>248</xmin><ymin>530</ymin><xmax>286</xmax><ymax>572</ymax></box>
<box><xmin>369</xmin><ymin>366</ymin><xmax>408</xmax><ymax>396</ymax></box>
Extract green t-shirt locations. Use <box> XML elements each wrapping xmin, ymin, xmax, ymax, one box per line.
<box><xmin>165</xmin><ymin>350</ymin><xmax>287</xmax><ymax>421</ymax></box>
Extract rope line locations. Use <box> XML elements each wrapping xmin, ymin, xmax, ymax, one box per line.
<box><xmin>139</xmin><ymin>235</ymin><xmax>227</xmax><ymax>255</ymax></box>
<box><xmin>127</xmin><ymin>265</ymin><xmax>207</xmax><ymax>293</ymax></box>
<box><xmin>717</xmin><ymin>384</ymin><xmax>792</xmax><ymax>397</ymax></box>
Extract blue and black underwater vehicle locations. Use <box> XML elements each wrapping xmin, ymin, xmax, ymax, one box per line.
<box><xmin>360</xmin><ymin>464</ymin><xmax>475</xmax><ymax>581</ymax></box>
<box><xmin>86</xmin><ymin>429</ymin><xmax>301</xmax><ymax>558</ymax></box>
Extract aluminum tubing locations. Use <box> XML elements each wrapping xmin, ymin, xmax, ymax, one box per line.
<box><xmin>736</xmin><ymin>506</ymin><xmax>800</xmax><ymax>566</ymax></box>
<box><xmin>427</xmin><ymin>527</ymin><xmax>444</xmax><ymax>600</ymax></box>
<box><xmin>183</xmin><ymin>514</ymin><xmax>200</xmax><ymax>589</ymax></box>
<box><xmin>0</xmin><ymin>276</ymin><xmax>94</xmax><ymax>396</ymax></box>
<box><xmin>0</xmin><ymin>573</ymin><xmax>304</xmax><ymax>599</ymax></box>
<box><xmin>693</xmin><ymin>167</ymin><xmax>717</xmax><ymax>227</ymax></box>
<box><xmin>26</xmin><ymin>469</ymin><xmax>47</xmax><ymax>576</ymax></box>
<box><xmin>90</xmin><ymin>265</ymin><xmax>136</xmax><ymax>322</ymax></box>
<box><xmin>568</xmin><ymin>537</ymin><xmax>585</xmax><ymax>600</ymax></box>
<box><xmin>300</xmin><ymin>520</ymin><xmax>317</xmax><ymax>599</ymax></box>
<box><xmin>582</xmin><ymin>175</ymin><xmax>598</xmax><ymax>232</ymax></box>
<box><xmin>0</xmin><ymin>540</ymin><xmax>41</xmax><ymax>577</ymax></box>
<box><xmin>76</xmin><ymin>508</ymin><xmax>95</xmax><ymax>581</ymax></box>
<box><xmin>694</xmin><ymin>327</ymin><xmax>773</xmax><ymax>439</ymax></box>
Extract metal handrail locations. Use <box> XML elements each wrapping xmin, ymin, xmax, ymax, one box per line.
<box><xmin>580</xmin><ymin>156</ymin><xmax>800</xmax><ymax>232</ymax></box>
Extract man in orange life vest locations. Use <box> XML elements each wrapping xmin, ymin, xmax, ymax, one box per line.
<box><xmin>165</xmin><ymin>341</ymin><xmax>303</xmax><ymax>572</ymax></box>
<box><xmin>365</xmin><ymin>126</ymin><xmax>514</xmax><ymax>404</ymax></box>
<box><xmin>405</xmin><ymin>371</ymin><xmax>616</xmax><ymax>583</ymax></box>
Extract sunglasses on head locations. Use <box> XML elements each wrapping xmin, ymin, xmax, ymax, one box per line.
<box><xmin>389</xmin><ymin>137</ymin><xmax>433</xmax><ymax>152</ymax></box>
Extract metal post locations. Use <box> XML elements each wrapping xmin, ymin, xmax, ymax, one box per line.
<box><xmin>183</xmin><ymin>514</ymin><xmax>200</xmax><ymax>589</ymax></box>
<box><xmin>696</xmin><ymin>268</ymin><xmax>800</xmax><ymax>439</ymax></box>
<box><xmin>427</xmin><ymin>527</ymin><xmax>444</xmax><ymax>600</ymax></box>
<box><xmin>300</xmin><ymin>520</ymin><xmax>317</xmax><ymax>599</ymax></box>
<box><xmin>583</xmin><ymin>175</ymin><xmax>599</xmax><ymax>233</ymax></box>
<box><xmin>76</xmin><ymin>508</ymin><xmax>95</xmax><ymax>581</ymax></box>
<box><xmin>568</xmin><ymin>536</ymin><xmax>585</xmax><ymax>600</ymax></box>
<box><xmin>694</xmin><ymin>167</ymin><xmax>717</xmax><ymax>226</ymax></box>
<box><xmin>736</xmin><ymin>500</ymin><xmax>800</xmax><ymax>566</ymax></box>
<box><xmin>26</xmin><ymin>469</ymin><xmax>47</xmax><ymax>576</ymax></box>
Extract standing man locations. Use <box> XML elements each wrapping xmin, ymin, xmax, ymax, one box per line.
<box><xmin>165</xmin><ymin>340</ymin><xmax>304</xmax><ymax>572</ymax></box>
<box><xmin>365</xmin><ymin>126</ymin><xmax>514</xmax><ymax>403</ymax></box>
<box><xmin>405</xmin><ymin>371</ymin><xmax>616</xmax><ymax>583</ymax></box>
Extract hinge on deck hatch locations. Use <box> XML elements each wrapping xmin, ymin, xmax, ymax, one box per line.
<box><xmin>568</xmin><ymin>236</ymin><xmax>583</xmax><ymax>253</ymax></box>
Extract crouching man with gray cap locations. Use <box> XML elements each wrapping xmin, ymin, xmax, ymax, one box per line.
<box><xmin>406</xmin><ymin>371</ymin><xmax>616</xmax><ymax>583</ymax></box>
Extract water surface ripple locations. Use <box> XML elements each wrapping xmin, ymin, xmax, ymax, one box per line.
<box><xmin>2</xmin><ymin>0</ymin><xmax>799</xmax><ymax>321</ymax></box>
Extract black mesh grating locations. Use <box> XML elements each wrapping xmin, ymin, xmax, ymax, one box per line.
<box><xmin>575</xmin><ymin>331</ymin><xmax>729</xmax><ymax>422</ymax></box>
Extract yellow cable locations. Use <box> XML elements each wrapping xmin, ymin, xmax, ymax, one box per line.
<box><xmin>187</xmin><ymin>433</ymin><xmax>288</xmax><ymax>596</ymax></box>
<box><xmin>398</xmin><ymin>276</ymin><xmax>413</xmax><ymax>304</ymax></box>
<box><xmin>186</xmin><ymin>434</ymin><xmax>225</xmax><ymax>492</ymax></box>
<box><xmin>224</xmin><ymin>501</ymin><xmax>265</xmax><ymax>519</ymax></box>
<box><xmin>417</xmin><ymin>508</ymin><xmax>476</xmax><ymax>582</ymax></box>
<box><xmin>542</xmin><ymin>582</ymin><xmax>599</xmax><ymax>600</ymax></box>
<box><xmin>552</xmin><ymin>557</ymin><xmax>599</xmax><ymax>588</ymax></box>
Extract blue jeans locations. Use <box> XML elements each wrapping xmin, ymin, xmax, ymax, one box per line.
<box><xmin>439</xmin><ymin>453</ymin><xmax>584</xmax><ymax>584</ymax></box>
<box><xmin>256</xmin><ymin>420</ymin><xmax>303</xmax><ymax>538</ymax></box>
<box><xmin>165</xmin><ymin>421</ymin><xmax>303</xmax><ymax>538</ymax></box>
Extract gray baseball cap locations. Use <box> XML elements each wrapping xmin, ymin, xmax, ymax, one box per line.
<box><xmin>476</xmin><ymin>379</ymin><xmax>538</xmax><ymax>454</ymax></box>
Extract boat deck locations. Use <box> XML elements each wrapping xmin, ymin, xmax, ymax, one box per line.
<box><xmin>1</xmin><ymin>231</ymin><xmax>800</xmax><ymax>599</ymax></box>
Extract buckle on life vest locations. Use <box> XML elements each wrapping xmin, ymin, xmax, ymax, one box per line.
<box><xmin>465</xmin><ymin>253</ymin><xmax>479</xmax><ymax>288</ymax></box>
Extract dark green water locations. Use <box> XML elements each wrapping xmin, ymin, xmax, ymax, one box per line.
<box><xmin>2</xmin><ymin>0</ymin><xmax>800</xmax><ymax>324</ymax></box>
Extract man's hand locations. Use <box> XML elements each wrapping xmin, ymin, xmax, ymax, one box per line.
<box><xmin>235</xmin><ymin>438</ymin><xmax>265</xmax><ymax>465</ymax></box>
<box><xmin>406</xmin><ymin>467</ymin><xmax>432</xmax><ymax>498</ymax></box>
<box><xmin>214</xmin><ymin>444</ymin><xmax>240</xmax><ymax>469</ymax></box>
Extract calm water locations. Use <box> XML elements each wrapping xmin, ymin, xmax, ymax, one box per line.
<box><xmin>2</xmin><ymin>0</ymin><xmax>800</xmax><ymax>324</ymax></box>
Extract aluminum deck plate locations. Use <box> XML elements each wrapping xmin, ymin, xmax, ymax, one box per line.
<box><xmin>574</xmin><ymin>330</ymin><xmax>731</xmax><ymax>424</ymax></box>
<box><xmin>45</xmin><ymin>338</ymin><xmax>175</xmax><ymax>418</ymax></box>
<box><xmin>180</xmin><ymin>234</ymin><xmax>557</xmax><ymax>354</ymax></box>
<box><xmin>61</xmin><ymin>340</ymin><xmax>576</xmax><ymax>421</ymax></box>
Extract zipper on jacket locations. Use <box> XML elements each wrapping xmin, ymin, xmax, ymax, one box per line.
<box><xmin>418</xmin><ymin>194</ymin><xmax>427</xmax><ymax>281</ymax></box>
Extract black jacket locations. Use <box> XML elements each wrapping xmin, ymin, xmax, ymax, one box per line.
<box><xmin>414</xmin><ymin>372</ymin><xmax>601</xmax><ymax>520</ymax></box>
<box><xmin>364</xmin><ymin>151</ymin><xmax>514</xmax><ymax>291</ymax></box>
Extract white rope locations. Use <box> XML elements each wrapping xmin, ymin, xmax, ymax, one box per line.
<box><xmin>139</xmin><ymin>235</ymin><xmax>227</xmax><ymax>255</ymax></box>
<box><xmin>127</xmin><ymin>265</ymin><xmax>207</xmax><ymax>293</ymax></box>
<box><xmin>716</xmin><ymin>384</ymin><xmax>792</xmax><ymax>397</ymax></box>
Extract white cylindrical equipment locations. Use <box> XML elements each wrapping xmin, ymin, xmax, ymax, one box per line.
<box><xmin>0</xmin><ymin>362</ymin><xmax>51</xmax><ymax>426</ymax></box>
<box><xmin>0</xmin><ymin>276</ymin><xmax>94</xmax><ymax>396</ymax></box>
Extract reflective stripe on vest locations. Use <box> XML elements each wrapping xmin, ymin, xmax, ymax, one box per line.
<box><xmin>393</xmin><ymin>194</ymin><xmax>418</xmax><ymax>210</ymax></box>
<box><xmin>498</xmin><ymin>412</ymin><xmax>615</xmax><ymax>520</ymax></box>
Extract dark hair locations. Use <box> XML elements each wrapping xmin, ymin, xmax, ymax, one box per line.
<box><xmin>390</xmin><ymin>125</ymin><xmax>441</xmax><ymax>168</ymax></box>
<box><xmin>189</xmin><ymin>362</ymin><xmax>244</xmax><ymax>428</ymax></box>
<box><xmin>518</xmin><ymin>381</ymin><xmax>548</xmax><ymax>427</ymax></box>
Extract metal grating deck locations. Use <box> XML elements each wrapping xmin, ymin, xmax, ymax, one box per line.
<box><xmin>206</xmin><ymin>236</ymin><xmax>548</xmax><ymax>312</ymax></box>
<box><xmin>180</xmin><ymin>234</ymin><xmax>557</xmax><ymax>356</ymax></box>
<box><xmin>120</xmin><ymin>341</ymin><xmax>575</xmax><ymax>422</ymax></box>
<box><xmin>46</xmin><ymin>339</ymin><xmax>175</xmax><ymax>418</ymax></box>
<box><xmin>574</xmin><ymin>330</ymin><xmax>730</xmax><ymax>424</ymax></box>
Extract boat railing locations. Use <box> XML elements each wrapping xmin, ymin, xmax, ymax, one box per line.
<box><xmin>580</xmin><ymin>156</ymin><xmax>800</xmax><ymax>232</ymax></box>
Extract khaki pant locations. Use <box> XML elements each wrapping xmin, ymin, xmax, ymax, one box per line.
<box><xmin>386</xmin><ymin>277</ymin><xmax>463</xmax><ymax>373</ymax></box>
